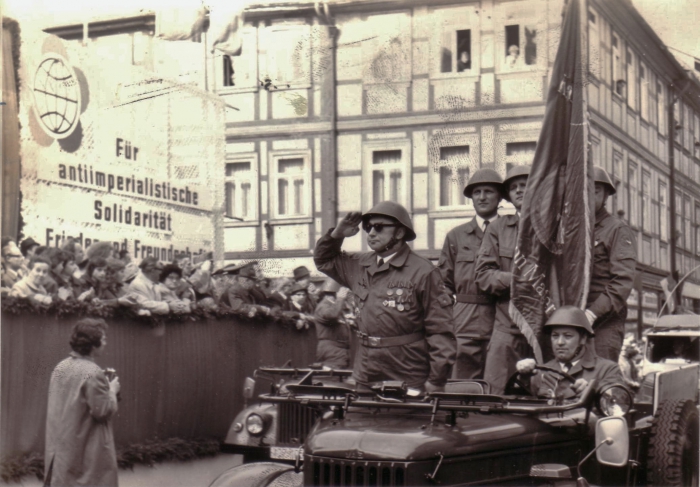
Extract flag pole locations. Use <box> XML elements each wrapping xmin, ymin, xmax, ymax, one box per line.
<box><xmin>578</xmin><ymin>0</ymin><xmax>592</xmax><ymax>311</ymax></box>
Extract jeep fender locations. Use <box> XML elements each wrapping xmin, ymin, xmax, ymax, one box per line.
<box><xmin>208</xmin><ymin>462</ymin><xmax>302</xmax><ymax>487</ymax></box>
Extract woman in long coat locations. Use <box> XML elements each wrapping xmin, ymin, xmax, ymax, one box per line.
<box><xmin>45</xmin><ymin>318</ymin><xmax>120</xmax><ymax>487</ymax></box>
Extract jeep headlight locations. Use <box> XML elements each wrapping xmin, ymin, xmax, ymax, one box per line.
<box><xmin>245</xmin><ymin>413</ymin><xmax>270</xmax><ymax>436</ymax></box>
<box><xmin>596</xmin><ymin>385</ymin><xmax>632</xmax><ymax>417</ymax></box>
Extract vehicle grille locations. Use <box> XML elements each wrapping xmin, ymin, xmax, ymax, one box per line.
<box><xmin>277</xmin><ymin>402</ymin><xmax>318</xmax><ymax>445</ymax></box>
<box><xmin>306</xmin><ymin>456</ymin><xmax>407</xmax><ymax>486</ymax></box>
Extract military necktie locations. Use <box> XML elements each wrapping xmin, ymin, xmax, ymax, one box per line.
<box><xmin>378</xmin><ymin>258</ymin><xmax>385</xmax><ymax>268</ymax></box>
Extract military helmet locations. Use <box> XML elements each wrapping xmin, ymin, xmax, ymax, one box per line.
<box><xmin>463</xmin><ymin>168</ymin><xmax>505</xmax><ymax>198</ymax></box>
<box><xmin>320</xmin><ymin>279</ymin><xmax>342</xmax><ymax>294</ymax></box>
<box><xmin>503</xmin><ymin>165</ymin><xmax>531</xmax><ymax>202</ymax></box>
<box><xmin>593</xmin><ymin>166</ymin><xmax>616</xmax><ymax>195</ymax></box>
<box><xmin>361</xmin><ymin>201</ymin><xmax>416</xmax><ymax>241</ymax></box>
<box><xmin>544</xmin><ymin>305</ymin><xmax>595</xmax><ymax>336</ymax></box>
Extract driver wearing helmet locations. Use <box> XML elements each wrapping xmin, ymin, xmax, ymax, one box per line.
<box><xmin>516</xmin><ymin>306</ymin><xmax>624</xmax><ymax>400</ymax></box>
<box><xmin>314</xmin><ymin>201</ymin><xmax>456</xmax><ymax>393</ymax></box>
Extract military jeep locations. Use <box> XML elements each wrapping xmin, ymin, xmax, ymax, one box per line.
<box><xmin>212</xmin><ymin>363</ymin><xmax>698</xmax><ymax>487</ymax></box>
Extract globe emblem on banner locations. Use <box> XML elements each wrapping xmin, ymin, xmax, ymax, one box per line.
<box><xmin>32</xmin><ymin>55</ymin><xmax>82</xmax><ymax>139</ymax></box>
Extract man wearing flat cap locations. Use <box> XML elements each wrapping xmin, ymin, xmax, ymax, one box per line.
<box><xmin>314</xmin><ymin>201</ymin><xmax>455</xmax><ymax>392</ymax></box>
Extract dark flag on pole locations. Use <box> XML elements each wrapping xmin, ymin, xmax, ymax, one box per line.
<box><xmin>509</xmin><ymin>0</ymin><xmax>593</xmax><ymax>363</ymax></box>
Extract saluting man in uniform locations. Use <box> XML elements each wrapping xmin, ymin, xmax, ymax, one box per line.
<box><xmin>585</xmin><ymin>166</ymin><xmax>637</xmax><ymax>361</ymax></box>
<box><xmin>314</xmin><ymin>201</ymin><xmax>456</xmax><ymax>393</ymax></box>
<box><xmin>475</xmin><ymin>165</ymin><xmax>532</xmax><ymax>394</ymax></box>
<box><xmin>439</xmin><ymin>168</ymin><xmax>505</xmax><ymax>379</ymax></box>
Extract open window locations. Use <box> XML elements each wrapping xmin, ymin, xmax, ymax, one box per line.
<box><xmin>263</xmin><ymin>24</ymin><xmax>310</xmax><ymax>89</ymax></box>
<box><xmin>431</xmin><ymin>6</ymin><xmax>479</xmax><ymax>77</ymax></box>
<box><xmin>215</xmin><ymin>27</ymin><xmax>258</xmax><ymax>93</ymax></box>
<box><xmin>612</xmin><ymin>34</ymin><xmax>624</xmax><ymax>97</ymax></box>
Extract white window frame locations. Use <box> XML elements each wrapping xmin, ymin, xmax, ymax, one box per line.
<box><xmin>588</xmin><ymin>9</ymin><xmax>601</xmax><ymax>80</ymax></box>
<box><xmin>640</xmin><ymin>62</ymin><xmax>649</xmax><ymax>121</ymax></box>
<box><xmin>224</xmin><ymin>152</ymin><xmax>259</xmax><ymax>227</ymax></box>
<box><xmin>362</xmin><ymin>139</ymin><xmax>411</xmax><ymax>213</ymax></box>
<box><xmin>430</xmin><ymin>5</ymin><xmax>481</xmax><ymax>80</ymax></box>
<box><xmin>427</xmin><ymin>131</ymin><xmax>481</xmax><ymax>216</ymax></box>
<box><xmin>262</xmin><ymin>24</ymin><xmax>311</xmax><ymax>90</ymax></box>
<box><xmin>214</xmin><ymin>26</ymin><xmax>259</xmax><ymax>94</ymax></box>
<box><xmin>269</xmin><ymin>149</ymin><xmax>313</xmax><ymax>223</ymax></box>
<box><xmin>657</xmin><ymin>81</ymin><xmax>666</xmax><ymax>135</ymax></box>
<box><xmin>626</xmin><ymin>47</ymin><xmax>637</xmax><ymax>111</ymax></box>
<box><xmin>612</xmin><ymin>33</ymin><xmax>624</xmax><ymax>98</ymax></box>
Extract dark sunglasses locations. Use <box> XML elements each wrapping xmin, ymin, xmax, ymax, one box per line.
<box><xmin>363</xmin><ymin>223</ymin><xmax>397</xmax><ymax>233</ymax></box>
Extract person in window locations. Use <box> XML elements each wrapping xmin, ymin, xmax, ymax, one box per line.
<box><xmin>505</xmin><ymin>44</ymin><xmax>520</xmax><ymax>68</ymax></box>
<box><xmin>313</xmin><ymin>279</ymin><xmax>351</xmax><ymax>369</ymax></box>
<box><xmin>476</xmin><ymin>165</ymin><xmax>531</xmax><ymax>394</ymax></box>
<box><xmin>516</xmin><ymin>306</ymin><xmax>625</xmax><ymax>402</ymax></box>
<box><xmin>584</xmin><ymin>166</ymin><xmax>637</xmax><ymax>361</ymax></box>
<box><xmin>457</xmin><ymin>50</ymin><xmax>471</xmax><ymax>72</ymax></box>
<box><xmin>439</xmin><ymin>168</ymin><xmax>505</xmax><ymax>380</ymax></box>
<box><xmin>45</xmin><ymin>318</ymin><xmax>119</xmax><ymax>487</ymax></box>
<box><xmin>314</xmin><ymin>201</ymin><xmax>456</xmax><ymax>393</ymax></box>
<box><xmin>11</xmin><ymin>256</ymin><xmax>53</xmax><ymax>306</ymax></box>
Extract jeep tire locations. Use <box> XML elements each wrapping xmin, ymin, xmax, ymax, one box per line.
<box><xmin>647</xmin><ymin>399</ymin><xmax>699</xmax><ymax>487</ymax></box>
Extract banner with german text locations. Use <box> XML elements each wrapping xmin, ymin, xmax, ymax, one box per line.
<box><xmin>509</xmin><ymin>0</ymin><xmax>593</xmax><ymax>363</ymax></box>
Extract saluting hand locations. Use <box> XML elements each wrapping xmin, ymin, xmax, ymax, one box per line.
<box><xmin>331</xmin><ymin>212</ymin><xmax>363</xmax><ymax>239</ymax></box>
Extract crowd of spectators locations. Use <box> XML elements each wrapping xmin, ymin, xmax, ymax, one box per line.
<box><xmin>1</xmin><ymin>236</ymin><xmax>356</xmax><ymax>329</ymax></box>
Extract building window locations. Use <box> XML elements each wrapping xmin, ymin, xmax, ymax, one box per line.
<box><xmin>642</xmin><ymin>171</ymin><xmax>651</xmax><ymax>233</ymax></box>
<box><xmin>626</xmin><ymin>48</ymin><xmax>637</xmax><ymax>110</ymax></box>
<box><xmin>264</xmin><ymin>25</ymin><xmax>310</xmax><ymax>88</ymax></box>
<box><xmin>659</xmin><ymin>181</ymin><xmax>668</xmax><ymax>241</ymax></box>
<box><xmin>695</xmin><ymin>113</ymin><xmax>700</xmax><ymax>158</ymax></box>
<box><xmin>657</xmin><ymin>82</ymin><xmax>666</xmax><ymax>135</ymax></box>
<box><xmin>372</xmin><ymin>150</ymin><xmax>404</xmax><ymax>205</ymax></box>
<box><xmin>270</xmin><ymin>150</ymin><xmax>312</xmax><ymax>220</ymax></box>
<box><xmin>437</xmin><ymin>146</ymin><xmax>470</xmax><ymax>208</ymax></box>
<box><xmin>501</xmin><ymin>23</ymin><xmax>537</xmax><ymax>70</ymax></box>
<box><xmin>612</xmin><ymin>34</ymin><xmax>623</xmax><ymax>96</ymax></box>
<box><xmin>695</xmin><ymin>203</ymin><xmax>700</xmax><ymax>255</ymax></box>
<box><xmin>588</xmin><ymin>11</ymin><xmax>600</xmax><ymax>79</ymax></box>
<box><xmin>640</xmin><ymin>64</ymin><xmax>649</xmax><ymax>121</ymax></box>
<box><xmin>439</xmin><ymin>28</ymin><xmax>472</xmax><ymax>74</ymax></box>
<box><xmin>363</xmin><ymin>139</ymin><xmax>411</xmax><ymax>211</ymax></box>
<box><xmin>660</xmin><ymin>245</ymin><xmax>668</xmax><ymax>270</ymax></box>
<box><xmin>215</xmin><ymin>27</ymin><xmax>258</xmax><ymax>92</ymax></box>
<box><xmin>613</xmin><ymin>153</ymin><xmax>626</xmax><ymax>218</ymax></box>
<box><xmin>675</xmin><ymin>193</ymin><xmax>683</xmax><ymax>249</ymax></box>
<box><xmin>225</xmin><ymin>154</ymin><xmax>258</xmax><ymax>224</ymax></box>
<box><xmin>628</xmin><ymin>163</ymin><xmax>639</xmax><ymax>226</ymax></box>
<box><xmin>685</xmin><ymin>197</ymin><xmax>693</xmax><ymax>251</ymax></box>
<box><xmin>506</xmin><ymin>141</ymin><xmax>537</xmax><ymax>159</ymax></box>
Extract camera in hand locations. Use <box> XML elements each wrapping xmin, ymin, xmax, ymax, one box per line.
<box><xmin>104</xmin><ymin>368</ymin><xmax>122</xmax><ymax>402</ymax></box>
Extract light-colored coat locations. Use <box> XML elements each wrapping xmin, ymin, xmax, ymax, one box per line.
<box><xmin>45</xmin><ymin>353</ymin><xmax>118</xmax><ymax>487</ymax></box>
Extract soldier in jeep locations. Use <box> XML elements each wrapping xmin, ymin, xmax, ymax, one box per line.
<box><xmin>313</xmin><ymin>201</ymin><xmax>456</xmax><ymax>393</ymax></box>
<box><xmin>516</xmin><ymin>305</ymin><xmax>625</xmax><ymax>401</ymax></box>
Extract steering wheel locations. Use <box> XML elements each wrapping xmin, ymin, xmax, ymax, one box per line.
<box><xmin>503</xmin><ymin>365</ymin><xmax>577</xmax><ymax>396</ymax></box>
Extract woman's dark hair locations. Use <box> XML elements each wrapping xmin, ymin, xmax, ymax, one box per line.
<box><xmin>43</xmin><ymin>247</ymin><xmax>69</xmax><ymax>268</ymax></box>
<box><xmin>118</xmin><ymin>249</ymin><xmax>129</xmax><ymax>260</ymax></box>
<box><xmin>27</xmin><ymin>255</ymin><xmax>51</xmax><ymax>269</ymax></box>
<box><xmin>61</xmin><ymin>238</ymin><xmax>82</xmax><ymax>261</ymax></box>
<box><xmin>86</xmin><ymin>257</ymin><xmax>109</xmax><ymax>279</ymax></box>
<box><xmin>159</xmin><ymin>264</ymin><xmax>183</xmax><ymax>283</ymax></box>
<box><xmin>70</xmin><ymin>318</ymin><xmax>108</xmax><ymax>356</ymax></box>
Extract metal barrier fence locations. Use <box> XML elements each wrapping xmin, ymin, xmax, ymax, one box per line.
<box><xmin>0</xmin><ymin>312</ymin><xmax>317</xmax><ymax>458</ymax></box>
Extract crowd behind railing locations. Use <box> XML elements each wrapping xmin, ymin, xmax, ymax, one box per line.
<box><xmin>0</xmin><ymin>236</ymin><xmax>356</xmax><ymax>329</ymax></box>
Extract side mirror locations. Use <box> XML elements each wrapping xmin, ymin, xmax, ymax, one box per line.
<box><xmin>595</xmin><ymin>416</ymin><xmax>629</xmax><ymax>467</ymax></box>
<box><xmin>243</xmin><ymin>377</ymin><xmax>256</xmax><ymax>400</ymax></box>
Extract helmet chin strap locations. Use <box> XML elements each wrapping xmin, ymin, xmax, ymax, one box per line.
<box><xmin>377</xmin><ymin>236</ymin><xmax>400</xmax><ymax>254</ymax></box>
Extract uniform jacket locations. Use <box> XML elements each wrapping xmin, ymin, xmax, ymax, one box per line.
<box><xmin>314</xmin><ymin>297</ymin><xmax>350</xmax><ymax>344</ymax></box>
<box><xmin>314</xmin><ymin>232</ymin><xmax>455</xmax><ymax>387</ymax></box>
<box><xmin>439</xmin><ymin>217</ymin><xmax>496</xmax><ymax>338</ymax></box>
<box><xmin>588</xmin><ymin>208</ymin><xmax>637</xmax><ymax>320</ymax></box>
<box><xmin>525</xmin><ymin>345</ymin><xmax>625</xmax><ymax>401</ymax></box>
<box><xmin>127</xmin><ymin>272</ymin><xmax>170</xmax><ymax>314</ymax></box>
<box><xmin>45</xmin><ymin>353</ymin><xmax>118</xmax><ymax>487</ymax></box>
<box><xmin>475</xmin><ymin>214</ymin><xmax>520</xmax><ymax>334</ymax></box>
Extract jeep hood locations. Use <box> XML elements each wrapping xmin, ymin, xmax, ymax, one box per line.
<box><xmin>305</xmin><ymin>410</ymin><xmax>579</xmax><ymax>461</ymax></box>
